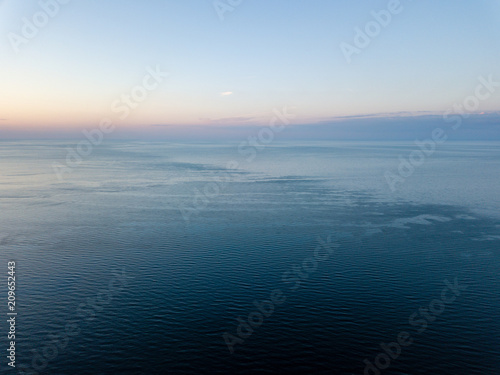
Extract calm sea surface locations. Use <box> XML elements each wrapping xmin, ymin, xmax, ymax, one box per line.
<box><xmin>0</xmin><ymin>141</ymin><xmax>499</xmax><ymax>374</ymax></box>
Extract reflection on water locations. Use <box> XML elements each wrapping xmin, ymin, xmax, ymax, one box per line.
<box><xmin>0</xmin><ymin>141</ymin><xmax>499</xmax><ymax>374</ymax></box>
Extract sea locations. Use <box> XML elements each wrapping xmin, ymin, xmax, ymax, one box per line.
<box><xmin>0</xmin><ymin>140</ymin><xmax>499</xmax><ymax>374</ymax></box>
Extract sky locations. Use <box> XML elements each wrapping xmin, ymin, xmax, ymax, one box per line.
<box><xmin>0</xmin><ymin>0</ymin><xmax>499</xmax><ymax>140</ymax></box>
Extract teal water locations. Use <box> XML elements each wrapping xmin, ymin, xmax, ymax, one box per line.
<box><xmin>0</xmin><ymin>141</ymin><xmax>499</xmax><ymax>374</ymax></box>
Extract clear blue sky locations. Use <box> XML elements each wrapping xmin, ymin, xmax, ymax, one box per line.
<box><xmin>0</xmin><ymin>0</ymin><xmax>499</xmax><ymax>139</ymax></box>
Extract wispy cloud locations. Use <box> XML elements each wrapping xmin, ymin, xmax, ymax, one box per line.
<box><xmin>150</xmin><ymin>115</ymin><xmax>259</xmax><ymax>127</ymax></box>
<box><xmin>220</xmin><ymin>91</ymin><xmax>233</xmax><ymax>96</ymax></box>
<box><xmin>313</xmin><ymin>111</ymin><xmax>437</xmax><ymax>124</ymax></box>
<box><xmin>200</xmin><ymin>115</ymin><xmax>258</xmax><ymax>125</ymax></box>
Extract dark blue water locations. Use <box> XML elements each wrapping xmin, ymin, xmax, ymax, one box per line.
<box><xmin>1</xmin><ymin>141</ymin><xmax>499</xmax><ymax>374</ymax></box>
